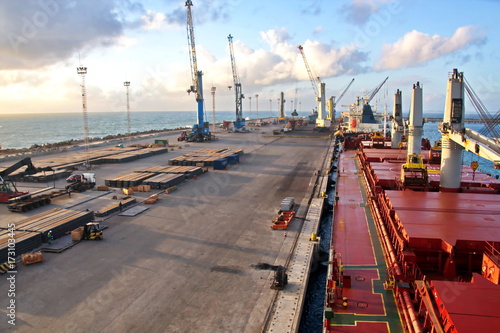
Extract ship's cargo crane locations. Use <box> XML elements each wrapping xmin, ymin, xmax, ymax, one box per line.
<box><xmin>364</xmin><ymin>76</ymin><xmax>389</xmax><ymax>105</ymax></box>
<box><xmin>342</xmin><ymin>76</ymin><xmax>389</xmax><ymax>133</ymax></box>
<box><xmin>185</xmin><ymin>0</ymin><xmax>211</xmax><ymax>142</ymax></box>
<box><xmin>439</xmin><ymin>69</ymin><xmax>500</xmax><ymax>177</ymax></box>
<box><xmin>227</xmin><ymin>34</ymin><xmax>245</xmax><ymax>130</ymax></box>
<box><xmin>329</xmin><ymin>78</ymin><xmax>355</xmax><ymax>122</ymax></box>
<box><xmin>464</xmin><ymin>76</ymin><xmax>499</xmax><ymax>141</ymax></box>
<box><xmin>333</xmin><ymin>78</ymin><xmax>355</xmax><ymax>111</ymax></box>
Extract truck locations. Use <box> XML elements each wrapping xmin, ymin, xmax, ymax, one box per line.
<box><xmin>66</xmin><ymin>173</ymin><xmax>96</xmax><ymax>193</ymax></box>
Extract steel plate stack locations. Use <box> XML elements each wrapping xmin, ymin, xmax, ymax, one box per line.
<box><xmin>0</xmin><ymin>208</ymin><xmax>94</xmax><ymax>262</ymax></box>
<box><xmin>168</xmin><ymin>148</ymin><xmax>243</xmax><ymax>166</ymax></box>
<box><xmin>0</xmin><ymin>230</ymin><xmax>43</xmax><ymax>264</ymax></box>
<box><xmin>10</xmin><ymin>208</ymin><xmax>94</xmax><ymax>240</ymax></box>
<box><xmin>142</xmin><ymin>174</ymin><xmax>185</xmax><ymax>189</ymax></box>
<box><xmin>135</xmin><ymin>165</ymin><xmax>203</xmax><ymax>178</ymax></box>
<box><xmin>105</xmin><ymin>172</ymin><xmax>156</xmax><ymax>188</ymax></box>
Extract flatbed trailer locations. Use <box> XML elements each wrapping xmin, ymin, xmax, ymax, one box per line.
<box><xmin>7</xmin><ymin>189</ymin><xmax>68</xmax><ymax>212</ymax></box>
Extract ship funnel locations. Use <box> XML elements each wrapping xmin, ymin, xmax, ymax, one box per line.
<box><xmin>408</xmin><ymin>82</ymin><xmax>423</xmax><ymax>155</ymax></box>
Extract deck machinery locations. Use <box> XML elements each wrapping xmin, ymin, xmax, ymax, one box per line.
<box><xmin>185</xmin><ymin>0</ymin><xmax>211</xmax><ymax>142</ymax></box>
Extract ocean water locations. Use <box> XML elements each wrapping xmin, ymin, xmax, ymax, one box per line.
<box><xmin>0</xmin><ymin>111</ymin><xmax>498</xmax><ymax>177</ymax></box>
<box><xmin>0</xmin><ymin>111</ymin><xmax>239</xmax><ymax>150</ymax></box>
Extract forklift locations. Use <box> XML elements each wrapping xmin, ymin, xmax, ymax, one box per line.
<box><xmin>82</xmin><ymin>222</ymin><xmax>103</xmax><ymax>240</ymax></box>
<box><xmin>177</xmin><ymin>131</ymin><xmax>188</xmax><ymax>141</ymax></box>
<box><xmin>270</xmin><ymin>266</ymin><xmax>288</xmax><ymax>290</ymax></box>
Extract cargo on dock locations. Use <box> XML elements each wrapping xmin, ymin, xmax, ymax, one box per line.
<box><xmin>0</xmin><ymin>208</ymin><xmax>94</xmax><ymax>263</ymax></box>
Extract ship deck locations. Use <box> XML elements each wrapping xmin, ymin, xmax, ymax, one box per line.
<box><xmin>342</xmin><ymin>144</ymin><xmax>500</xmax><ymax>332</ymax></box>
<box><xmin>385</xmin><ymin>190</ymin><xmax>500</xmax><ymax>247</ymax></box>
<box><xmin>327</xmin><ymin>150</ymin><xmax>403</xmax><ymax>332</ymax></box>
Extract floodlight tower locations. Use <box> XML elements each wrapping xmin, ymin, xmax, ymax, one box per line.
<box><xmin>124</xmin><ymin>81</ymin><xmax>131</xmax><ymax>147</ymax></box>
<box><xmin>255</xmin><ymin>94</ymin><xmax>259</xmax><ymax>120</ymax></box>
<box><xmin>248</xmin><ymin>96</ymin><xmax>252</xmax><ymax>120</ymax></box>
<box><xmin>211</xmin><ymin>86</ymin><xmax>216</xmax><ymax>133</ymax></box>
<box><xmin>77</xmin><ymin>66</ymin><xmax>89</xmax><ymax>165</ymax></box>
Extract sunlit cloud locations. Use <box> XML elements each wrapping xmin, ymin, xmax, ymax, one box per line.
<box><xmin>375</xmin><ymin>26</ymin><xmax>486</xmax><ymax>70</ymax></box>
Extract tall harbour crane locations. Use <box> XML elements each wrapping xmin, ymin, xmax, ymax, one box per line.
<box><xmin>228</xmin><ymin>34</ymin><xmax>245</xmax><ymax>130</ymax></box>
<box><xmin>185</xmin><ymin>0</ymin><xmax>211</xmax><ymax>141</ymax></box>
<box><xmin>298</xmin><ymin>45</ymin><xmax>320</xmax><ymax>99</ymax></box>
<box><xmin>298</xmin><ymin>45</ymin><xmax>328</xmax><ymax>126</ymax></box>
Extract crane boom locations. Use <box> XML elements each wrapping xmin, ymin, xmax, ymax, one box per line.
<box><xmin>298</xmin><ymin>45</ymin><xmax>320</xmax><ymax>98</ymax></box>
<box><xmin>228</xmin><ymin>34</ymin><xmax>244</xmax><ymax>128</ymax></box>
<box><xmin>366</xmin><ymin>76</ymin><xmax>389</xmax><ymax>104</ymax></box>
<box><xmin>335</xmin><ymin>78</ymin><xmax>355</xmax><ymax>108</ymax></box>
<box><xmin>464</xmin><ymin>77</ymin><xmax>500</xmax><ymax>140</ymax></box>
<box><xmin>185</xmin><ymin>0</ymin><xmax>199</xmax><ymax>100</ymax></box>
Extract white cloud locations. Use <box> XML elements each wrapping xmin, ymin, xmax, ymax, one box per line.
<box><xmin>375</xmin><ymin>26</ymin><xmax>486</xmax><ymax>70</ymax></box>
<box><xmin>141</xmin><ymin>10</ymin><xmax>166</xmax><ymax>30</ymax></box>
<box><xmin>114</xmin><ymin>36</ymin><xmax>138</xmax><ymax>51</ymax></box>
<box><xmin>245</xmin><ymin>29</ymin><xmax>369</xmax><ymax>86</ymax></box>
<box><xmin>341</xmin><ymin>0</ymin><xmax>396</xmax><ymax>25</ymax></box>
<box><xmin>0</xmin><ymin>0</ymin><xmax>146</xmax><ymax>70</ymax></box>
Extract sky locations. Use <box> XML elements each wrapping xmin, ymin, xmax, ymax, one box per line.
<box><xmin>0</xmin><ymin>0</ymin><xmax>499</xmax><ymax>116</ymax></box>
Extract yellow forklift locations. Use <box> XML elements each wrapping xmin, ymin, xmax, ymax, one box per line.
<box><xmin>82</xmin><ymin>222</ymin><xmax>103</xmax><ymax>240</ymax></box>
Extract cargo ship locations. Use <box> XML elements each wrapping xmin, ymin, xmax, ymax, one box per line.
<box><xmin>324</xmin><ymin>69</ymin><xmax>500</xmax><ymax>332</ymax></box>
<box><xmin>340</xmin><ymin>76</ymin><xmax>389</xmax><ymax>134</ymax></box>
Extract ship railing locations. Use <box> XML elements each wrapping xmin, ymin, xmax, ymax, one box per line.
<box><xmin>485</xmin><ymin>241</ymin><xmax>500</xmax><ymax>263</ymax></box>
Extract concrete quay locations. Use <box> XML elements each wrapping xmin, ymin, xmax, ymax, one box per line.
<box><xmin>0</xmin><ymin>124</ymin><xmax>332</xmax><ymax>333</ymax></box>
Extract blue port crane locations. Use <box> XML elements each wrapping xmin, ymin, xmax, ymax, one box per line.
<box><xmin>185</xmin><ymin>0</ymin><xmax>211</xmax><ymax>141</ymax></box>
<box><xmin>228</xmin><ymin>34</ymin><xmax>245</xmax><ymax>130</ymax></box>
